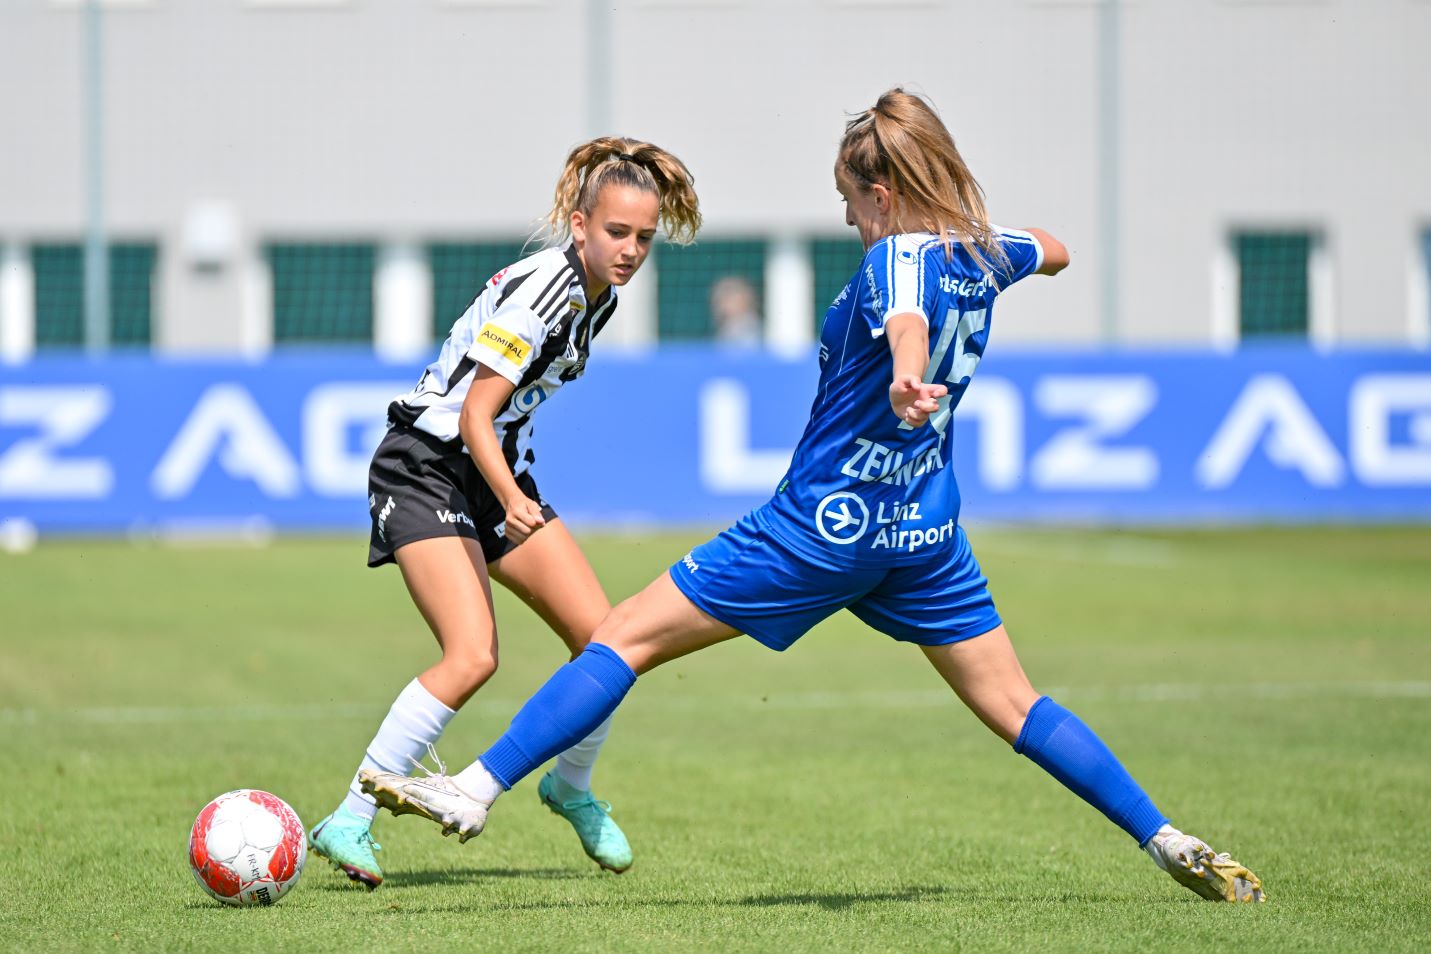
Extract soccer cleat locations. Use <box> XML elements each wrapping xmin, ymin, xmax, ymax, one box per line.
<box><xmin>1145</xmin><ymin>826</ymin><xmax>1265</xmax><ymax>902</ymax></box>
<box><xmin>537</xmin><ymin>771</ymin><xmax>633</xmax><ymax>873</ymax></box>
<box><xmin>358</xmin><ymin>747</ymin><xmax>493</xmax><ymax>844</ymax></box>
<box><xmin>308</xmin><ymin>807</ymin><xmax>383</xmax><ymax>890</ymax></box>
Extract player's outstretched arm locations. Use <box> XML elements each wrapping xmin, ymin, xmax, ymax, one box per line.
<box><xmin>1023</xmin><ymin>227</ymin><xmax>1070</xmax><ymax>275</ymax></box>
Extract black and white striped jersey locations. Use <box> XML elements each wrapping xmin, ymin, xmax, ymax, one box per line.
<box><xmin>388</xmin><ymin>243</ymin><xmax>618</xmax><ymax>476</ymax></box>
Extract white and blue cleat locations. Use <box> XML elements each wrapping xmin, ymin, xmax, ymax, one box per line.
<box><xmin>1146</xmin><ymin>825</ymin><xmax>1265</xmax><ymax>902</ymax></box>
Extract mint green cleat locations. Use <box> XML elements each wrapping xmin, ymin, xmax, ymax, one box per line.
<box><xmin>308</xmin><ymin>806</ymin><xmax>383</xmax><ymax>890</ymax></box>
<box><xmin>538</xmin><ymin>771</ymin><xmax>633</xmax><ymax>873</ymax></box>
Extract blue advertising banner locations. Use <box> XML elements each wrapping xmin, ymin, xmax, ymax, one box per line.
<box><xmin>2</xmin><ymin>347</ymin><xmax>1429</xmax><ymax>534</ymax></box>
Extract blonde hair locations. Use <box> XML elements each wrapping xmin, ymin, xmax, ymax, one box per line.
<box><xmin>840</xmin><ymin>88</ymin><xmax>1008</xmax><ymax>276</ymax></box>
<box><xmin>547</xmin><ymin>137</ymin><xmax>701</xmax><ymax>246</ymax></box>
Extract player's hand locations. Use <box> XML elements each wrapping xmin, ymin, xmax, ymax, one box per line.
<box><xmin>502</xmin><ymin>494</ymin><xmax>546</xmax><ymax>545</ymax></box>
<box><xmin>889</xmin><ymin>374</ymin><xmax>947</xmax><ymax>427</ymax></box>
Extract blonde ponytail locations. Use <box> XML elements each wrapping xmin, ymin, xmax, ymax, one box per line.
<box><xmin>547</xmin><ymin>137</ymin><xmax>701</xmax><ymax>245</ymax></box>
<box><xmin>840</xmin><ymin>89</ymin><xmax>1008</xmax><ymax>277</ymax></box>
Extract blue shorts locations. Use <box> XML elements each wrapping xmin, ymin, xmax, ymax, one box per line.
<box><xmin>668</xmin><ymin>512</ymin><xmax>1002</xmax><ymax>652</ymax></box>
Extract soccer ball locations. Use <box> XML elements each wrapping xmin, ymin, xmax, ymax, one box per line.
<box><xmin>188</xmin><ymin>790</ymin><xmax>307</xmax><ymax>906</ymax></box>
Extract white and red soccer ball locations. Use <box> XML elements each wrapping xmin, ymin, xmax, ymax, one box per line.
<box><xmin>188</xmin><ymin>790</ymin><xmax>306</xmax><ymax>906</ymax></box>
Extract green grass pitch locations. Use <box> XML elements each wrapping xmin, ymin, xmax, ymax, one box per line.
<box><xmin>2</xmin><ymin>526</ymin><xmax>1429</xmax><ymax>952</ymax></box>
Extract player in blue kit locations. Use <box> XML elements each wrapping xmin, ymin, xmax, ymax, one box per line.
<box><xmin>362</xmin><ymin>90</ymin><xmax>1265</xmax><ymax>903</ymax></box>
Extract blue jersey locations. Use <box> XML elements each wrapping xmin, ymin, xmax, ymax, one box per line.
<box><xmin>757</xmin><ymin>228</ymin><xmax>1043</xmax><ymax>566</ymax></box>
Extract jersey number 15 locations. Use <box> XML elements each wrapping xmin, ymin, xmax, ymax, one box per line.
<box><xmin>899</xmin><ymin>307</ymin><xmax>988</xmax><ymax>437</ymax></box>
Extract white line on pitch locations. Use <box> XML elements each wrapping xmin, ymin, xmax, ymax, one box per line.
<box><xmin>2</xmin><ymin>680</ymin><xmax>1428</xmax><ymax>726</ymax></box>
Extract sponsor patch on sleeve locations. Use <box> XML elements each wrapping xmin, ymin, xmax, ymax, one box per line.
<box><xmin>476</xmin><ymin>324</ymin><xmax>532</xmax><ymax>365</ymax></box>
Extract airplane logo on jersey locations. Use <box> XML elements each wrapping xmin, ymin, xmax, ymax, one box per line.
<box><xmin>815</xmin><ymin>491</ymin><xmax>870</xmax><ymax>545</ymax></box>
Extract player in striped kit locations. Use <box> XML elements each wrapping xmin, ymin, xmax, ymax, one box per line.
<box><xmin>308</xmin><ymin>137</ymin><xmax>701</xmax><ymax>888</ymax></box>
<box><xmin>360</xmin><ymin>89</ymin><xmax>1265</xmax><ymax>904</ymax></box>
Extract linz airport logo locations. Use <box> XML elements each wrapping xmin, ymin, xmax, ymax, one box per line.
<box><xmin>815</xmin><ymin>491</ymin><xmax>870</xmax><ymax>545</ymax></box>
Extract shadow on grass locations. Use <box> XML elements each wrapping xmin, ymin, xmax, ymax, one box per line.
<box><xmin>733</xmin><ymin>886</ymin><xmax>950</xmax><ymax>911</ymax></box>
<box><xmin>386</xmin><ymin>867</ymin><xmax>586</xmax><ymax>887</ymax></box>
<box><xmin>379</xmin><ymin>883</ymin><xmax>957</xmax><ymax>915</ymax></box>
<box><xmin>181</xmin><ymin>900</ymin><xmax>304</xmax><ymax>911</ymax></box>
<box><xmin>183</xmin><ymin>882</ymin><xmax>1148</xmax><ymax>915</ymax></box>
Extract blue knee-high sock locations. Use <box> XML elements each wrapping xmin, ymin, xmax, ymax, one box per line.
<box><xmin>479</xmin><ymin>643</ymin><xmax>636</xmax><ymax>789</ymax></box>
<box><xmin>1013</xmin><ymin>696</ymin><xmax>1168</xmax><ymax>845</ymax></box>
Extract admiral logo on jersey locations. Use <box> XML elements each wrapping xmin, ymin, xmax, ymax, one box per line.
<box><xmin>477</xmin><ymin>325</ymin><xmax>531</xmax><ymax>364</ymax></box>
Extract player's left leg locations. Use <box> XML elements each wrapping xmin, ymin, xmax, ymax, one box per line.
<box><xmin>920</xmin><ymin>626</ymin><xmax>1263</xmax><ymax>902</ymax></box>
<box><xmin>314</xmin><ymin>537</ymin><xmax>495</xmax><ymax>887</ymax></box>
<box><xmin>857</xmin><ymin>527</ymin><xmax>1262</xmax><ymax>902</ymax></box>
<box><xmin>488</xmin><ymin>518</ymin><xmax>632</xmax><ymax>872</ymax></box>
<box><xmin>363</xmin><ymin>570</ymin><xmax>741</xmax><ymax>842</ymax></box>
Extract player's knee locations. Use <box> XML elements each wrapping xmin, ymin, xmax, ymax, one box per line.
<box><xmin>589</xmin><ymin>599</ymin><xmax>635</xmax><ymax>647</ymax></box>
<box><xmin>589</xmin><ymin>604</ymin><xmax>650</xmax><ymax>671</ymax></box>
<box><xmin>561</xmin><ymin>624</ymin><xmax>597</xmax><ymax>660</ymax></box>
<box><xmin>973</xmin><ymin>685</ymin><xmax>1040</xmax><ymax>743</ymax></box>
<box><xmin>439</xmin><ymin>646</ymin><xmax>499</xmax><ymax>692</ymax></box>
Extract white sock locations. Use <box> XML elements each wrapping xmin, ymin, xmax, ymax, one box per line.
<box><xmin>342</xmin><ymin>677</ymin><xmax>457</xmax><ymax>821</ymax></box>
<box><xmin>452</xmin><ymin>760</ymin><xmax>504</xmax><ymax>803</ymax></box>
<box><xmin>553</xmin><ymin>714</ymin><xmax>614</xmax><ymax>792</ymax></box>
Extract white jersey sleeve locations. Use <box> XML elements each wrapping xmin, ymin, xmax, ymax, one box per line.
<box><xmin>859</xmin><ymin>235</ymin><xmax>941</xmax><ymax>338</ymax></box>
<box><xmin>466</xmin><ymin>303</ymin><xmax>544</xmax><ymax>385</ymax></box>
<box><xmin>881</xmin><ymin>234</ymin><xmax>933</xmax><ymax>328</ymax></box>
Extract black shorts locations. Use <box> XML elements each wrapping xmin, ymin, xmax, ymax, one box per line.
<box><xmin>366</xmin><ymin>425</ymin><xmax>558</xmax><ymax>567</ymax></box>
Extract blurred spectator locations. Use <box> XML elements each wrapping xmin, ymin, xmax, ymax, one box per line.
<box><xmin>710</xmin><ymin>275</ymin><xmax>762</xmax><ymax>347</ymax></box>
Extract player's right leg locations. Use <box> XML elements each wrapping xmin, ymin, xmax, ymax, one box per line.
<box><xmin>314</xmin><ymin>536</ymin><xmax>498</xmax><ymax>887</ymax></box>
